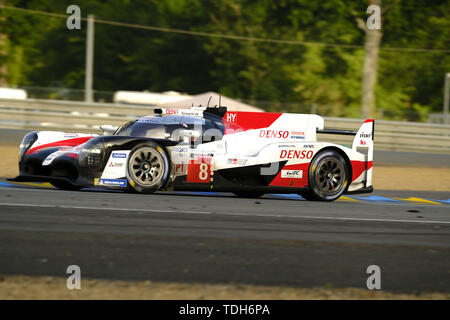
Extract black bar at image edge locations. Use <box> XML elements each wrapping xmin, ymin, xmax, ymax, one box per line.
<box><xmin>0</xmin><ymin>300</ymin><xmax>444</xmax><ymax>319</ymax></box>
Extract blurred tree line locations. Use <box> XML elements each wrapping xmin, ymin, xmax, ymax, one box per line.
<box><xmin>1</xmin><ymin>0</ymin><xmax>449</xmax><ymax>121</ymax></box>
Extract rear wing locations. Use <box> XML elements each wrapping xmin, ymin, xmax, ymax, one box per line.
<box><xmin>317</xmin><ymin>119</ymin><xmax>375</xmax><ymax>186</ymax></box>
<box><xmin>316</xmin><ymin>119</ymin><xmax>375</xmax><ymax>151</ymax></box>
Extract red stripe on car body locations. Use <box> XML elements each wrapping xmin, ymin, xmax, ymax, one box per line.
<box><xmin>350</xmin><ymin>160</ymin><xmax>373</xmax><ymax>182</ymax></box>
<box><xmin>26</xmin><ymin>137</ymin><xmax>93</xmax><ymax>155</ymax></box>
<box><xmin>65</xmin><ymin>152</ymin><xmax>79</xmax><ymax>159</ymax></box>
<box><xmin>223</xmin><ymin>112</ymin><xmax>283</xmax><ymax>134</ymax></box>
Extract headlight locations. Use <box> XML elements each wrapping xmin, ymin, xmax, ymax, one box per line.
<box><xmin>79</xmin><ymin>137</ymin><xmax>105</xmax><ymax>169</ymax></box>
<box><xmin>19</xmin><ymin>132</ymin><xmax>38</xmax><ymax>161</ymax></box>
<box><xmin>84</xmin><ymin>148</ymin><xmax>102</xmax><ymax>167</ymax></box>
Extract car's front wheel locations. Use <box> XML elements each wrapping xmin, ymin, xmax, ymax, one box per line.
<box><xmin>301</xmin><ymin>150</ymin><xmax>349</xmax><ymax>201</ymax></box>
<box><xmin>127</xmin><ymin>142</ymin><xmax>170</xmax><ymax>193</ymax></box>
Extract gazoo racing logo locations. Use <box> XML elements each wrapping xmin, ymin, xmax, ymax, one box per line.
<box><xmin>259</xmin><ymin>130</ymin><xmax>289</xmax><ymax>139</ymax></box>
<box><xmin>280</xmin><ymin>149</ymin><xmax>314</xmax><ymax>159</ymax></box>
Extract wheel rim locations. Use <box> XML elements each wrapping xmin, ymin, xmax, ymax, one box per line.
<box><xmin>314</xmin><ymin>157</ymin><xmax>345</xmax><ymax>195</ymax></box>
<box><xmin>129</xmin><ymin>147</ymin><xmax>165</xmax><ymax>186</ymax></box>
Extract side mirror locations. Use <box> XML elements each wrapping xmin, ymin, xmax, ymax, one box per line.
<box><xmin>100</xmin><ymin>125</ymin><xmax>117</xmax><ymax>136</ymax></box>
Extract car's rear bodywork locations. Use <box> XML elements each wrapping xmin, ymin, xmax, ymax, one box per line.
<box><xmin>12</xmin><ymin>106</ymin><xmax>374</xmax><ymax>201</ymax></box>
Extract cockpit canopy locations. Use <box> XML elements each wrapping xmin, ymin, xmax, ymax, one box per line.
<box><xmin>114</xmin><ymin>115</ymin><xmax>226</xmax><ymax>144</ymax></box>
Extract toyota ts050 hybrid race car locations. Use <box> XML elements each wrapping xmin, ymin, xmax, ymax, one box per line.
<box><xmin>11</xmin><ymin>105</ymin><xmax>374</xmax><ymax>201</ymax></box>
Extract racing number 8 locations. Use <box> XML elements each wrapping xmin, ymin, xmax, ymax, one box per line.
<box><xmin>199</xmin><ymin>163</ymin><xmax>209</xmax><ymax>181</ymax></box>
<box><xmin>187</xmin><ymin>157</ymin><xmax>211</xmax><ymax>184</ymax></box>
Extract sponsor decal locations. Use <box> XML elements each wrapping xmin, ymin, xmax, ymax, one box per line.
<box><xmin>269</xmin><ymin>163</ymin><xmax>309</xmax><ymax>188</ymax></box>
<box><xmin>64</xmin><ymin>134</ymin><xmax>79</xmax><ymax>139</ymax></box>
<box><xmin>281</xmin><ymin>170</ymin><xmax>303</xmax><ymax>179</ymax></box>
<box><xmin>181</xmin><ymin>112</ymin><xmax>202</xmax><ymax>116</ymax></box>
<box><xmin>259</xmin><ymin>130</ymin><xmax>289</xmax><ymax>139</ymax></box>
<box><xmin>166</xmin><ymin>107</ymin><xmax>205</xmax><ymax>117</ymax></box>
<box><xmin>172</xmin><ymin>147</ymin><xmax>188</xmax><ymax>153</ymax></box>
<box><xmin>360</xmin><ymin>133</ymin><xmax>371</xmax><ymax>138</ymax></box>
<box><xmin>109</xmin><ymin>162</ymin><xmax>124</xmax><ymax>168</ymax></box>
<box><xmin>278</xmin><ymin>144</ymin><xmax>296</xmax><ymax>148</ymax></box>
<box><xmin>227</xmin><ymin>158</ymin><xmax>247</xmax><ymax>165</ymax></box>
<box><xmin>165</xmin><ymin>109</ymin><xmax>179</xmax><ymax>115</ymax></box>
<box><xmin>226</xmin><ymin>113</ymin><xmax>237</xmax><ymax>123</ymax></box>
<box><xmin>291</xmin><ymin>131</ymin><xmax>305</xmax><ymax>139</ymax></box>
<box><xmin>360</xmin><ymin>140</ymin><xmax>367</xmax><ymax>145</ymax></box>
<box><xmin>303</xmin><ymin>144</ymin><xmax>314</xmax><ymax>148</ymax></box>
<box><xmin>139</xmin><ymin>118</ymin><xmax>159</xmax><ymax>123</ymax></box>
<box><xmin>174</xmin><ymin>163</ymin><xmax>186</xmax><ymax>173</ymax></box>
<box><xmin>95</xmin><ymin>178</ymin><xmax>127</xmax><ymax>187</ymax></box>
<box><xmin>280</xmin><ymin>149</ymin><xmax>314</xmax><ymax>159</ymax></box>
<box><xmin>112</xmin><ymin>152</ymin><xmax>127</xmax><ymax>159</ymax></box>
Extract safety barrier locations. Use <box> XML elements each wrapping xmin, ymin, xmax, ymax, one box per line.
<box><xmin>1</xmin><ymin>98</ymin><xmax>449</xmax><ymax>154</ymax></box>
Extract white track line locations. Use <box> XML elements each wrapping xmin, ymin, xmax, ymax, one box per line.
<box><xmin>0</xmin><ymin>202</ymin><xmax>449</xmax><ymax>225</ymax></box>
<box><xmin>0</xmin><ymin>203</ymin><xmax>210</xmax><ymax>215</ymax></box>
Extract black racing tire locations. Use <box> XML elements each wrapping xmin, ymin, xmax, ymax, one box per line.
<box><xmin>51</xmin><ymin>181</ymin><xmax>82</xmax><ymax>191</ymax></box>
<box><xmin>305</xmin><ymin>150</ymin><xmax>349</xmax><ymax>201</ymax></box>
<box><xmin>234</xmin><ymin>191</ymin><xmax>265</xmax><ymax>198</ymax></box>
<box><xmin>127</xmin><ymin>142</ymin><xmax>170</xmax><ymax>194</ymax></box>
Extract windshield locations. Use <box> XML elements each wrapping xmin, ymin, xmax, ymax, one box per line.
<box><xmin>114</xmin><ymin>115</ymin><xmax>225</xmax><ymax>143</ymax></box>
<box><xmin>115</xmin><ymin>120</ymin><xmax>166</xmax><ymax>139</ymax></box>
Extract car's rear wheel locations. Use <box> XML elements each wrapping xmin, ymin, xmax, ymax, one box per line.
<box><xmin>234</xmin><ymin>191</ymin><xmax>265</xmax><ymax>198</ymax></box>
<box><xmin>127</xmin><ymin>142</ymin><xmax>170</xmax><ymax>194</ymax></box>
<box><xmin>301</xmin><ymin>150</ymin><xmax>349</xmax><ymax>201</ymax></box>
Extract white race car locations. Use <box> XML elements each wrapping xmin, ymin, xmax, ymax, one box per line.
<box><xmin>12</xmin><ymin>105</ymin><xmax>374</xmax><ymax>201</ymax></box>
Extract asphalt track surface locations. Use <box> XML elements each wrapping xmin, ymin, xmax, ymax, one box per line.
<box><xmin>0</xmin><ymin>180</ymin><xmax>449</xmax><ymax>294</ymax></box>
